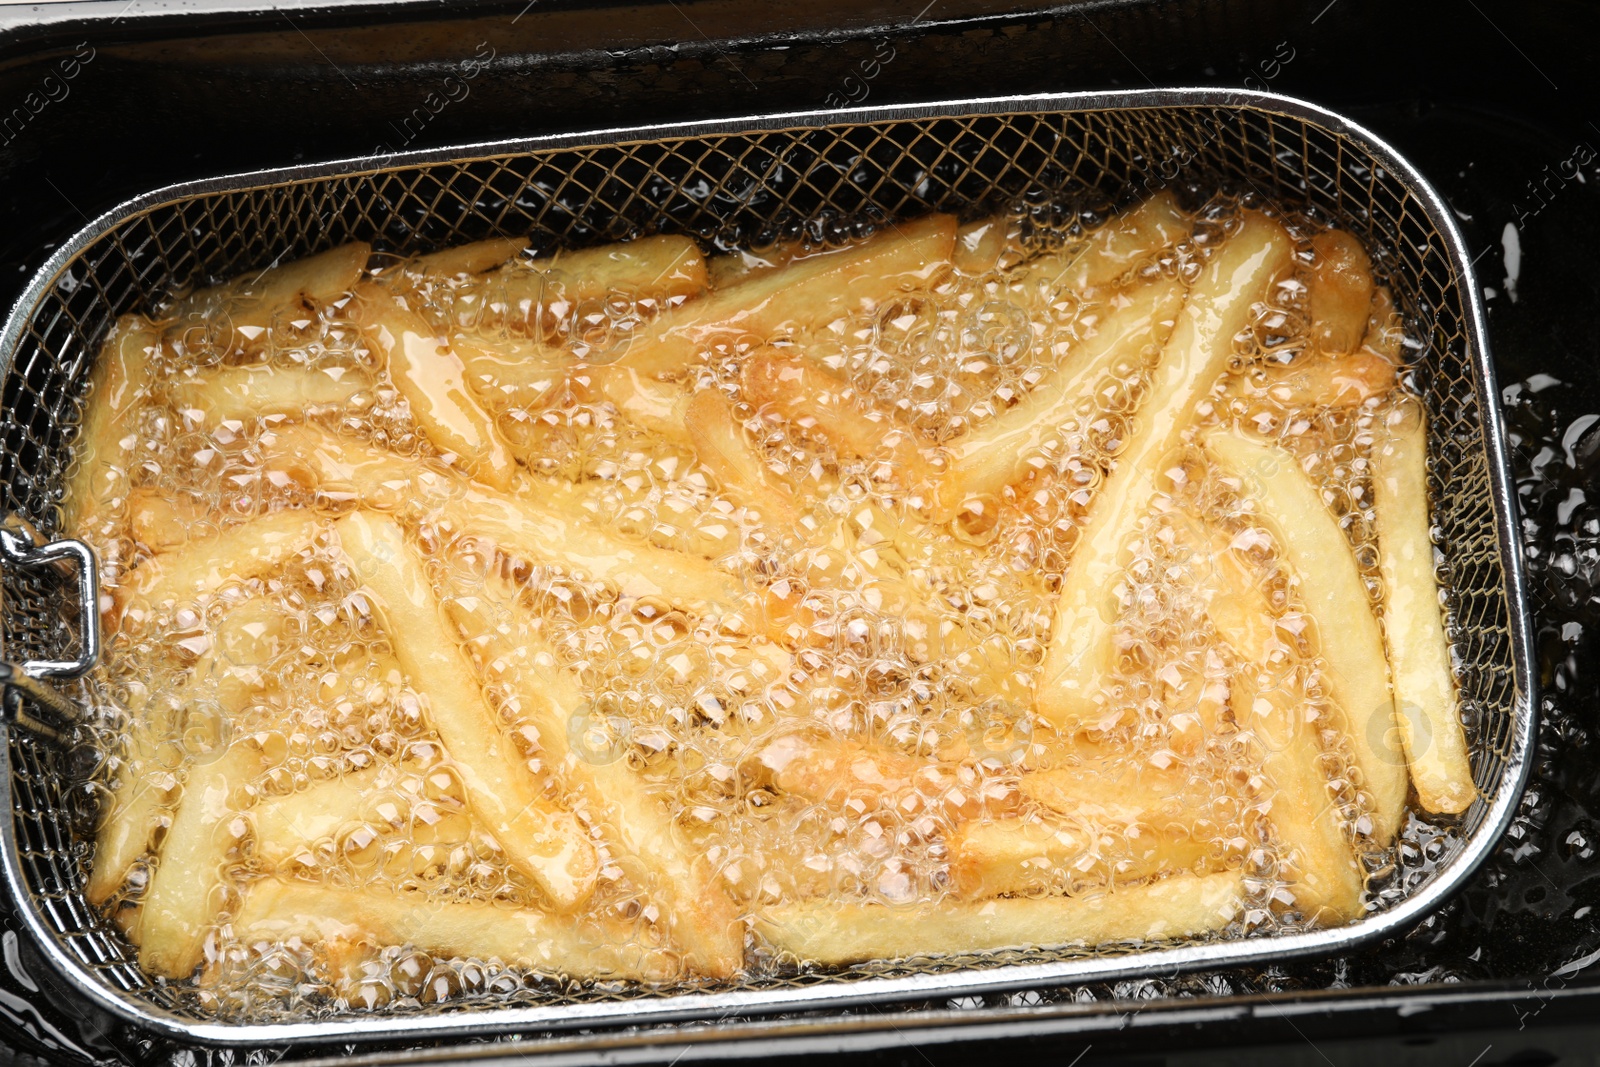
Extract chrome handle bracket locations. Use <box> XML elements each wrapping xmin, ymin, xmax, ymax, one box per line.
<box><xmin>0</xmin><ymin>516</ymin><xmax>100</xmax><ymax>737</ymax></box>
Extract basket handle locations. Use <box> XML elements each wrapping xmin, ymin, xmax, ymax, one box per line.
<box><xmin>0</xmin><ymin>516</ymin><xmax>99</xmax><ymax>736</ymax></box>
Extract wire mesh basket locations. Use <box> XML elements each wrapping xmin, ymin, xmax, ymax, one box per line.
<box><xmin>0</xmin><ymin>89</ymin><xmax>1535</xmax><ymax>1045</ymax></box>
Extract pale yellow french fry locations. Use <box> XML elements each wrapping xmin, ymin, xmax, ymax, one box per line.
<box><xmin>137</xmin><ymin>739</ymin><xmax>264</xmax><ymax>978</ymax></box>
<box><xmin>451</xmin><ymin>332</ymin><xmax>570</xmax><ymax>411</ymax></box>
<box><xmin>252</xmin><ymin>768</ymin><xmax>382</xmax><ymax>868</ymax></box>
<box><xmin>684</xmin><ymin>388</ymin><xmax>802</xmax><ymax>531</ymax></box>
<box><xmin>118</xmin><ymin>509</ymin><xmax>325</xmax><ymax>620</ymax></box>
<box><xmin>62</xmin><ymin>316</ymin><xmax>157</xmax><ymax>591</ymax></box>
<box><xmin>1307</xmin><ymin>230</ymin><xmax>1375</xmax><ymax>355</ymax></box>
<box><xmin>514</xmin><ymin>233</ymin><xmax>708</xmax><ymax>308</ymax></box>
<box><xmin>1232</xmin><ymin>673</ymin><xmax>1365</xmax><ymax>923</ymax></box>
<box><xmin>740</xmin><ymin>349</ymin><xmax>933</xmax><ymax>484</ymax></box>
<box><xmin>173</xmin><ymin>242</ymin><xmax>371</xmax><ymax>332</ymax></box>
<box><xmin>1021</xmin><ymin>760</ymin><xmax>1217</xmax><ymax>820</ymax></box>
<box><xmin>1228</xmin><ymin>349</ymin><xmax>1396</xmax><ymax>410</ymax></box>
<box><xmin>593</xmin><ymin>367</ymin><xmax>694</xmax><ymax>450</ymax></box>
<box><xmin>708</xmin><ymin>241</ymin><xmax>802</xmax><ymax>289</ymax></box>
<box><xmin>409</xmin><ymin>236</ymin><xmax>530</xmax><ymax>278</ymax></box>
<box><xmin>1029</xmin><ymin>191</ymin><xmax>1190</xmax><ymax>295</ymax></box>
<box><xmin>758</xmin><ymin>870</ymin><xmax>1243</xmax><ymax>964</ymax></box>
<box><xmin>1203</xmin><ymin>427</ymin><xmax>1408</xmax><ymax>844</ymax></box>
<box><xmin>1362</xmin><ymin>286</ymin><xmax>1404</xmax><ymax>362</ymax></box>
<box><xmin>170</xmin><ymin>363</ymin><xmax>373</xmax><ymax>425</ymax></box>
<box><xmin>939</xmin><ymin>273</ymin><xmax>1186</xmax><ymax>517</ymax></box>
<box><xmin>1374</xmin><ymin>397</ymin><xmax>1474</xmax><ymax>814</ymax></box>
<box><xmin>1037</xmin><ymin>212</ymin><xmax>1293</xmax><ymax>730</ymax></box>
<box><xmin>448</xmin><ymin>585</ymin><xmax>746</xmax><ymax>977</ymax></box>
<box><xmin>351</xmin><ymin>282</ymin><xmax>516</xmax><ymax>490</ymax></box>
<box><xmin>949</xmin><ymin>815</ymin><xmax>1211</xmax><ymax>898</ymax></box>
<box><xmin>610</xmin><ymin>214</ymin><xmax>957</xmax><ymax>379</ymax></box>
<box><xmin>228</xmin><ymin>878</ymin><xmax>647</xmax><ymax>980</ymax></box>
<box><xmin>126</xmin><ymin>490</ymin><xmax>209</xmax><ymax>553</ymax></box>
<box><xmin>335</xmin><ymin>511</ymin><xmax>599</xmax><ymax>910</ymax></box>
<box><xmin>91</xmin><ymin>599</ymin><xmax>286</xmax><ymax>905</ymax></box>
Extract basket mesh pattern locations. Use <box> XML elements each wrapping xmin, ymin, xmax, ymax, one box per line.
<box><xmin>0</xmin><ymin>104</ymin><xmax>1520</xmax><ymax>1030</ymax></box>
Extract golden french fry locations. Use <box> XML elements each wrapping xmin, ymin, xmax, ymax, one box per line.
<box><xmin>451</xmin><ymin>332</ymin><xmax>570</xmax><ymax>411</ymax></box>
<box><xmin>335</xmin><ymin>511</ymin><xmax>598</xmax><ymax>909</ymax></box>
<box><xmin>758</xmin><ymin>870</ymin><xmax>1243</xmax><ymax>964</ymax></box>
<box><xmin>939</xmin><ymin>272</ymin><xmax>1186</xmax><ymax>517</ymax></box>
<box><xmin>118</xmin><ymin>509</ymin><xmax>325</xmax><ymax>621</ymax></box>
<box><xmin>1037</xmin><ymin>212</ymin><xmax>1294</xmax><ymax>731</ymax></box>
<box><xmin>486</xmin><ymin>235</ymin><xmax>709</xmax><ymax>336</ymax></box>
<box><xmin>138</xmin><ymin>739</ymin><xmax>264</xmax><ymax>978</ymax></box>
<box><xmin>252</xmin><ymin>768</ymin><xmax>382</xmax><ymax>869</ymax></box>
<box><xmin>1232</xmin><ymin>673</ymin><xmax>1365</xmax><ymax>923</ymax></box>
<box><xmin>949</xmin><ymin>814</ymin><xmax>1211</xmax><ymax>898</ymax></box>
<box><xmin>707</xmin><ymin>245</ymin><xmax>798</xmax><ymax>289</ymax></box>
<box><xmin>448</xmin><ymin>584</ymin><xmax>746</xmax><ymax>977</ymax></box>
<box><xmin>408</xmin><ymin>236</ymin><xmax>530</xmax><ymax>278</ymax></box>
<box><xmin>1374</xmin><ymin>397</ymin><xmax>1474</xmax><ymax>814</ymax></box>
<box><xmin>91</xmin><ymin>598</ymin><xmax>286</xmax><ymax>904</ymax></box>
<box><xmin>1029</xmin><ymin>192</ymin><xmax>1190</xmax><ymax>295</ymax></box>
<box><xmin>1229</xmin><ymin>349</ymin><xmax>1396</xmax><ymax>410</ymax></box>
<box><xmin>126</xmin><ymin>490</ymin><xmax>209</xmax><ymax>553</ymax></box>
<box><xmin>228</xmin><ymin>878</ymin><xmax>647</xmax><ymax>980</ymax></box>
<box><xmin>593</xmin><ymin>366</ymin><xmax>694</xmax><ymax>450</ymax></box>
<box><xmin>684</xmin><ymin>388</ymin><xmax>802</xmax><ymax>531</ymax></box>
<box><xmin>350</xmin><ymin>282</ymin><xmax>516</xmax><ymax>490</ymax></box>
<box><xmin>173</xmin><ymin>242</ymin><xmax>371</xmax><ymax>332</ymax></box>
<box><xmin>1203</xmin><ymin>427</ymin><xmax>1408</xmax><ymax>844</ymax></box>
<box><xmin>170</xmin><ymin>362</ymin><xmax>373</xmax><ymax>425</ymax></box>
<box><xmin>1362</xmin><ymin>286</ymin><xmax>1404</xmax><ymax>362</ymax></box>
<box><xmin>610</xmin><ymin>214</ymin><xmax>957</xmax><ymax>379</ymax></box>
<box><xmin>952</xmin><ymin>216</ymin><xmax>1023</xmax><ymax>275</ymax></box>
<box><xmin>63</xmin><ymin>316</ymin><xmax>157</xmax><ymax>589</ymax></box>
<box><xmin>1307</xmin><ymin>230</ymin><xmax>1375</xmax><ymax>355</ymax></box>
<box><xmin>740</xmin><ymin>349</ymin><xmax>933</xmax><ymax>485</ymax></box>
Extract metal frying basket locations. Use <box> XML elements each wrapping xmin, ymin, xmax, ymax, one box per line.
<box><xmin>0</xmin><ymin>89</ymin><xmax>1535</xmax><ymax>1046</ymax></box>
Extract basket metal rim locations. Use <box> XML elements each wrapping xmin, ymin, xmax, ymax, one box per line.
<box><xmin>0</xmin><ymin>85</ymin><xmax>1536</xmax><ymax>1048</ymax></box>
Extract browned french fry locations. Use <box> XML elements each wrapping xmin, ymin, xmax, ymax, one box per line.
<box><xmin>684</xmin><ymin>388</ymin><xmax>803</xmax><ymax>531</ymax></box>
<box><xmin>62</xmin><ymin>316</ymin><xmax>157</xmax><ymax>586</ymax></box>
<box><xmin>609</xmin><ymin>214</ymin><xmax>957</xmax><ymax>379</ymax></box>
<box><xmin>740</xmin><ymin>349</ymin><xmax>933</xmax><ymax>484</ymax></box>
<box><xmin>1028</xmin><ymin>192</ymin><xmax>1190</xmax><ymax>295</ymax></box>
<box><xmin>448</xmin><ymin>584</ymin><xmax>746</xmax><ymax>977</ymax></box>
<box><xmin>118</xmin><ymin>509</ymin><xmax>326</xmax><ymax>621</ymax></box>
<box><xmin>173</xmin><ymin>242</ymin><xmax>371</xmax><ymax>332</ymax></box>
<box><xmin>757</xmin><ymin>870</ymin><xmax>1243</xmax><ymax>964</ymax></box>
<box><xmin>170</xmin><ymin>362</ymin><xmax>373</xmax><ymax>425</ymax></box>
<box><xmin>350</xmin><ymin>282</ymin><xmax>516</xmax><ymax>490</ymax></box>
<box><xmin>1307</xmin><ymin>230</ymin><xmax>1375</xmax><ymax>355</ymax></box>
<box><xmin>1203</xmin><ymin>428</ymin><xmax>1408</xmax><ymax>844</ymax></box>
<box><xmin>91</xmin><ymin>598</ymin><xmax>286</xmax><ymax>905</ymax></box>
<box><xmin>138</xmin><ymin>739</ymin><xmax>264</xmax><ymax>978</ymax></box>
<box><xmin>1374</xmin><ymin>397</ymin><xmax>1475</xmax><ymax>814</ymax></box>
<box><xmin>408</xmin><ymin>236</ymin><xmax>530</xmax><ymax>278</ymax></box>
<box><xmin>1037</xmin><ymin>212</ymin><xmax>1294</xmax><ymax>731</ymax></box>
<box><xmin>335</xmin><ymin>511</ymin><xmax>599</xmax><ymax>910</ymax></box>
<box><xmin>938</xmin><ymin>272</ymin><xmax>1186</xmax><ymax>517</ymax></box>
<box><xmin>949</xmin><ymin>814</ymin><xmax>1211</xmax><ymax>898</ymax></box>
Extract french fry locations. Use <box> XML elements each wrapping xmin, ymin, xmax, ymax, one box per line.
<box><xmin>1169</xmin><ymin>509</ymin><xmax>1364</xmax><ymax>919</ymax></box>
<box><xmin>451</xmin><ymin>332</ymin><xmax>570</xmax><ymax>411</ymax></box>
<box><xmin>91</xmin><ymin>598</ymin><xmax>286</xmax><ymax>905</ymax></box>
<box><xmin>1362</xmin><ymin>286</ymin><xmax>1404</xmax><ymax>361</ymax></box>
<box><xmin>170</xmin><ymin>362</ymin><xmax>373</xmax><ymax>425</ymax></box>
<box><xmin>1028</xmin><ymin>191</ymin><xmax>1190</xmax><ymax>296</ymax></box>
<box><xmin>740</xmin><ymin>349</ymin><xmax>933</xmax><ymax>484</ymax></box>
<box><xmin>252</xmin><ymin>768</ymin><xmax>383</xmax><ymax>868</ymax></box>
<box><xmin>952</xmin><ymin>216</ymin><xmax>1023</xmax><ymax>275</ymax></box>
<box><xmin>1307</xmin><ymin>230</ymin><xmax>1375</xmax><ymax>355</ymax></box>
<box><xmin>609</xmin><ymin>214</ymin><xmax>957</xmax><ymax>379</ymax></box>
<box><xmin>118</xmin><ymin>509</ymin><xmax>325</xmax><ymax>620</ymax></box>
<box><xmin>335</xmin><ymin>511</ymin><xmax>599</xmax><ymax>909</ymax></box>
<box><xmin>172</xmin><ymin>242</ymin><xmax>371</xmax><ymax>332</ymax></box>
<box><xmin>62</xmin><ymin>316</ymin><xmax>157</xmax><ymax>587</ymax></box>
<box><xmin>448</xmin><ymin>585</ymin><xmax>746</xmax><ymax>977</ymax></box>
<box><xmin>708</xmin><ymin>241</ymin><xmax>804</xmax><ymax>288</ymax></box>
<box><xmin>227</xmin><ymin>878</ymin><xmax>647</xmax><ymax>980</ymax></box>
<box><xmin>408</xmin><ymin>236</ymin><xmax>530</xmax><ymax>278</ymax></box>
<box><xmin>520</xmin><ymin>234</ymin><xmax>708</xmax><ymax>306</ymax></box>
<box><xmin>350</xmin><ymin>282</ymin><xmax>516</xmax><ymax>490</ymax></box>
<box><xmin>1374</xmin><ymin>397</ymin><xmax>1475</xmax><ymax>814</ymax></box>
<box><xmin>949</xmin><ymin>814</ymin><xmax>1212</xmax><ymax>898</ymax></box>
<box><xmin>593</xmin><ymin>367</ymin><xmax>694</xmax><ymax>450</ymax></box>
<box><xmin>138</xmin><ymin>739</ymin><xmax>264</xmax><ymax>978</ymax></box>
<box><xmin>1037</xmin><ymin>212</ymin><xmax>1293</xmax><ymax>731</ymax></box>
<box><xmin>757</xmin><ymin>870</ymin><xmax>1243</xmax><ymax>964</ymax></box>
<box><xmin>684</xmin><ymin>388</ymin><xmax>802</xmax><ymax>531</ymax></box>
<box><xmin>1203</xmin><ymin>427</ymin><xmax>1408</xmax><ymax>844</ymax></box>
<box><xmin>1228</xmin><ymin>349</ymin><xmax>1396</xmax><ymax>410</ymax></box>
<box><xmin>938</xmin><ymin>273</ymin><xmax>1186</xmax><ymax>517</ymax></box>
<box><xmin>127</xmin><ymin>490</ymin><xmax>209</xmax><ymax>553</ymax></box>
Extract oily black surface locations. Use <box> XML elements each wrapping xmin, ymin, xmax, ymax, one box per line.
<box><xmin>0</xmin><ymin>1</ymin><xmax>1598</xmax><ymax>1063</ymax></box>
